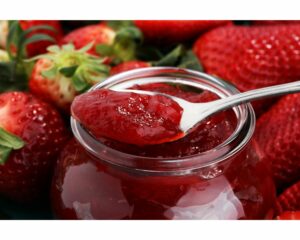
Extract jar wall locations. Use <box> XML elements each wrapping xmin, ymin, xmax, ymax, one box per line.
<box><xmin>51</xmin><ymin>138</ymin><xmax>275</xmax><ymax>220</ymax></box>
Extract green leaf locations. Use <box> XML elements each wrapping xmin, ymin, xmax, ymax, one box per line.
<box><xmin>78</xmin><ymin>42</ymin><xmax>94</xmax><ymax>53</ymax></box>
<box><xmin>95</xmin><ymin>44</ymin><xmax>114</xmax><ymax>56</ymax></box>
<box><xmin>22</xmin><ymin>24</ymin><xmax>57</xmax><ymax>36</ymax></box>
<box><xmin>113</xmin><ymin>40</ymin><xmax>136</xmax><ymax>62</ymax></box>
<box><xmin>25</xmin><ymin>53</ymin><xmax>53</xmax><ymax>62</ymax></box>
<box><xmin>0</xmin><ymin>62</ymin><xmax>14</xmax><ymax>85</ymax></box>
<box><xmin>178</xmin><ymin>50</ymin><xmax>203</xmax><ymax>71</ymax></box>
<box><xmin>41</xmin><ymin>66</ymin><xmax>57</xmax><ymax>79</ymax></box>
<box><xmin>6</xmin><ymin>21</ymin><xmax>21</xmax><ymax>59</ymax></box>
<box><xmin>59</xmin><ymin>65</ymin><xmax>78</xmax><ymax>77</ymax></box>
<box><xmin>62</xmin><ymin>44</ymin><xmax>75</xmax><ymax>51</ymax></box>
<box><xmin>23</xmin><ymin>34</ymin><xmax>56</xmax><ymax>46</ymax></box>
<box><xmin>115</xmin><ymin>26</ymin><xmax>143</xmax><ymax>44</ymax></box>
<box><xmin>86</xmin><ymin>63</ymin><xmax>110</xmax><ymax>74</ymax></box>
<box><xmin>0</xmin><ymin>61</ymin><xmax>28</xmax><ymax>92</ymax></box>
<box><xmin>106</xmin><ymin>20</ymin><xmax>134</xmax><ymax>30</ymax></box>
<box><xmin>153</xmin><ymin>45</ymin><xmax>184</xmax><ymax>67</ymax></box>
<box><xmin>72</xmin><ymin>74</ymin><xmax>90</xmax><ymax>92</ymax></box>
<box><xmin>135</xmin><ymin>46</ymin><xmax>163</xmax><ymax>61</ymax></box>
<box><xmin>87</xmin><ymin>74</ymin><xmax>107</xmax><ymax>84</ymax></box>
<box><xmin>0</xmin><ymin>146</ymin><xmax>12</xmax><ymax>165</ymax></box>
<box><xmin>0</xmin><ymin>128</ymin><xmax>25</xmax><ymax>150</ymax></box>
<box><xmin>47</xmin><ymin>45</ymin><xmax>61</xmax><ymax>53</ymax></box>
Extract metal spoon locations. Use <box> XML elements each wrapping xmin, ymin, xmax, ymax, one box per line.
<box><xmin>118</xmin><ymin>81</ymin><xmax>300</xmax><ymax>136</ymax></box>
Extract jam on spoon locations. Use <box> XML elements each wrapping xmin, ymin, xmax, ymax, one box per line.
<box><xmin>72</xmin><ymin>80</ymin><xmax>300</xmax><ymax>145</ymax></box>
<box><xmin>71</xmin><ymin>88</ymin><xmax>184</xmax><ymax>145</ymax></box>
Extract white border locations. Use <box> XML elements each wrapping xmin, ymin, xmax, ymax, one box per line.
<box><xmin>1</xmin><ymin>220</ymin><xmax>299</xmax><ymax>240</ymax></box>
<box><xmin>1</xmin><ymin>1</ymin><xmax>300</xmax><ymax>239</ymax></box>
<box><xmin>1</xmin><ymin>0</ymin><xmax>300</xmax><ymax>19</ymax></box>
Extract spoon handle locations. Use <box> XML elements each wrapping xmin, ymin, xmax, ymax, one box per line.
<box><xmin>208</xmin><ymin>81</ymin><xmax>300</xmax><ymax>113</ymax></box>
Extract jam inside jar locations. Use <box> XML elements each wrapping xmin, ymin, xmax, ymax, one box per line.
<box><xmin>51</xmin><ymin>67</ymin><xmax>276</xmax><ymax>219</ymax></box>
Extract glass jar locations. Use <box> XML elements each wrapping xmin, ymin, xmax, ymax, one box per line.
<box><xmin>51</xmin><ymin>67</ymin><xmax>276</xmax><ymax>219</ymax></box>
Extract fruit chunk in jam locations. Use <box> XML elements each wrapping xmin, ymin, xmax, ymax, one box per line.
<box><xmin>52</xmin><ymin>83</ymin><xmax>276</xmax><ymax>219</ymax></box>
<box><xmin>71</xmin><ymin>88</ymin><xmax>184</xmax><ymax>145</ymax></box>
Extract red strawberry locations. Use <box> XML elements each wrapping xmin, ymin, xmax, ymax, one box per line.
<box><xmin>254</xmin><ymin>93</ymin><xmax>300</xmax><ymax>188</ymax></box>
<box><xmin>276</xmin><ymin>180</ymin><xmax>300</xmax><ymax>214</ymax></box>
<box><xmin>110</xmin><ymin>60</ymin><xmax>150</xmax><ymax>75</ymax></box>
<box><xmin>0</xmin><ymin>91</ymin><xmax>68</xmax><ymax>203</ymax></box>
<box><xmin>193</xmin><ymin>24</ymin><xmax>300</xmax><ymax>113</ymax></box>
<box><xmin>61</xmin><ymin>21</ymin><xmax>143</xmax><ymax>64</ymax></box>
<box><xmin>60</xmin><ymin>23</ymin><xmax>115</xmax><ymax>56</ymax></box>
<box><xmin>19</xmin><ymin>20</ymin><xmax>63</xmax><ymax>57</ymax></box>
<box><xmin>134</xmin><ymin>20</ymin><xmax>232</xmax><ymax>44</ymax></box>
<box><xmin>29</xmin><ymin>43</ymin><xmax>110</xmax><ymax>112</ymax></box>
<box><xmin>276</xmin><ymin>211</ymin><xmax>300</xmax><ymax>220</ymax></box>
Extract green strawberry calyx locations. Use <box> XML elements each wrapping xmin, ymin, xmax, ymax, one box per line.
<box><xmin>0</xmin><ymin>127</ymin><xmax>25</xmax><ymax>165</ymax></box>
<box><xmin>96</xmin><ymin>21</ymin><xmax>143</xmax><ymax>65</ymax></box>
<box><xmin>0</xmin><ymin>20</ymin><xmax>58</xmax><ymax>92</ymax></box>
<box><xmin>29</xmin><ymin>43</ymin><xmax>110</xmax><ymax>92</ymax></box>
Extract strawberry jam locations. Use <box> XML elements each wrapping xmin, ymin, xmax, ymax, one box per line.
<box><xmin>71</xmin><ymin>89</ymin><xmax>184</xmax><ymax>145</ymax></box>
<box><xmin>51</xmin><ymin>68</ymin><xmax>276</xmax><ymax>219</ymax></box>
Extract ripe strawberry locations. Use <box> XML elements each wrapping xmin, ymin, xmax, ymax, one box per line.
<box><xmin>61</xmin><ymin>21</ymin><xmax>143</xmax><ymax>64</ymax></box>
<box><xmin>134</xmin><ymin>20</ymin><xmax>232</xmax><ymax>44</ymax></box>
<box><xmin>110</xmin><ymin>60</ymin><xmax>150</xmax><ymax>75</ymax></box>
<box><xmin>60</xmin><ymin>23</ymin><xmax>115</xmax><ymax>56</ymax></box>
<box><xmin>19</xmin><ymin>20</ymin><xmax>63</xmax><ymax>57</ymax></box>
<box><xmin>193</xmin><ymin>24</ymin><xmax>300</xmax><ymax>113</ymax></box>
<box><xmin>276</xmin><ymin>180</ymin><xmax>300</xmax><ymax>214</ymax></box>
<box><xmin>0</xmin><ymin>91</ymin><xmax>68</xmax><ymax>203</ymax></box>
<box><xmin>254</xmin><ymin>93</ymin><xmax>300</xmax><ymax>188</ymax></box>
<box><xmin>276</xmin><ymin>211</ymin><xmax>300</xmax><ymax>220</ymax></box>
<box><xmin>29</xmin><ymin>43</ymin><xmax>110</xmax><ymax>112</ymax></box>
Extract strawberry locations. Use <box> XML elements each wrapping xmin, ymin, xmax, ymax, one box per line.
<box><xmin>276</xmin><ymin>211</ymin><xmax>300</xmax><ymax>220</ymax></box>
<box><xmin>134</xmin><ymin>20</ymin><xmax>232</xmax><ymax>44</ymax></box>
<box><xmin>276</xmin><ymin>180</ymin><xmax>300</xmax><ymax>214</ymax></box>
<box><xmin>29</xmin><ymin>43</ymin><xmax>110</xmax><ymax>112</ymax></box>
<box><xmin>60</xmin><ymin>23</ymin><xmax>115</xmax><ymax>56</ymax></box>
<box><xmin>254</xmin><ymin>93</ymin><xmax>300</xmax><ymax>189</ymax></box>
<box><xmin>0</xmin><ymin>21</ymin><xmax>64</xmax><ymax>93</ymax></box>
<box><xmin>110</xmin><ymin>60</ymin><xmax>150</xmax><ymax>75</ymax></box>
<box><xmin>0</xmin><ymin>91</ymin><xmax>68</xmax><ymax>203</ymax></box>
<box><xmin>61</xmin><ymin>21</ymin><xmax>143</xmax><ymax>64</ymax></box>
<box><xmin>193</xmin><ymin>24</ymin><xmax>300</xmax><ymax>113</ymax></box>
<box><xmin>19</xmin><ymin>20</ymin><xmax>63</xmax><ymax>57</ymax></box>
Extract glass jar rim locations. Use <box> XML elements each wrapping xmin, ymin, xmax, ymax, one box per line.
<box><xmin>71</xmin><ymin>67</ymin><xmax>256</xmax><ymax>174</ymax></box>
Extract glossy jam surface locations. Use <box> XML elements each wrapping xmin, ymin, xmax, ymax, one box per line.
<box><xmin>52</xmin><ymin>83</ymin><xmax>276</xmax><ymax>219</ymax></box>
<box><xmin>77</xmin><ymin>83</ymin><xmax>238</xmax><ymax>157</ymax></box>
<box><xmin>71</xmin><ymin>88</ymin><xmax>184</xmax><ymax>145</ymax></box>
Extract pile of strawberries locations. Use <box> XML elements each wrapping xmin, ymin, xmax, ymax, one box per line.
<box><xmin>1</xmin><ymin>20</ymin><xmax>300</xmax><ymax>220</ymax></box>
